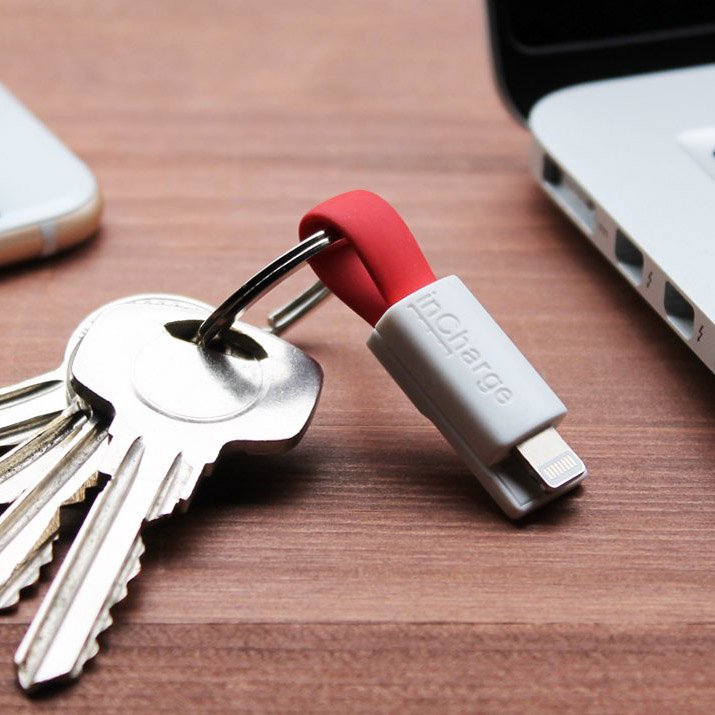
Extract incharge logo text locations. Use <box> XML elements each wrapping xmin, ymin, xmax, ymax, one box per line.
<box><xmin>409</xmin><ymin>290</ymin><xmax>513</xmax><ymax>405</ymax></box>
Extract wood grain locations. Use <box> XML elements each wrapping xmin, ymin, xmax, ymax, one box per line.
<box><xmin>0</xmin><ymin>0</ymin><xmax>714</xmax><ymax>711</ymax></box>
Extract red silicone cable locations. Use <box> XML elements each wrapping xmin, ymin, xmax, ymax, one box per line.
<box><xmin>299</xmin><ymin>190</ymin><xmax>436</xmax><ymax>326</ymax></box>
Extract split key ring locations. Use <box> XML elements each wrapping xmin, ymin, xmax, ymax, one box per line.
<box><xmin>194</xmin><ymin>230</ymin><xmax>337</xmax><ymax>346</ymax></box>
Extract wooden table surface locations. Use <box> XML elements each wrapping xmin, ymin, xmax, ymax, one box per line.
<box><xmin>1</xmin><ymin>1</ymin><xmax>715</xmax><ymax>712</ymax></box>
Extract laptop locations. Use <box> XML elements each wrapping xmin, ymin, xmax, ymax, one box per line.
<box><xmin>485</xmin><ymin>1</ymin><xmax>715</xmax><ymax>374</ymax></box>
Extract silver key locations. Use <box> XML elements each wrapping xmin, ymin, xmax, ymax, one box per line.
<box><xmin>15</xmin><ymin>298</ymin><xmax>322</xmax><ymax>690</ymax></box>
<box><xmin>0</xmin><ymin>295</ymin><xmax>211</xmax><ymax>610</ymax></box>
<box><xmin>0</xmin><ymin>372</ymin><xmax>66</xmax><ymax>450</ymax></box>
<box><xmin>0</xmin><ymin>406</ymin><xmax>106</xmax><ymax>610</ymax></box>
<box><xmin>0</xmin><ymin>322</ymin><xmax>87</xmax><ymax>448</ymax></box>
<box><xmin>0</xmin><ymin>300</ymin><xmax>119</xmax><ymax>450</ymax></box>
<box><xmin>0</xmin><ymin>272</ymin><xmax>324</xmax><ymax>611</ymax></box>
<box><xmin>0</xmin><ymin>406</ymin><xmax>104</xmax><ymax>508</ymax></box>
<box><xmin>0</xmin><ymin>294</ymin><xmax>192</xmax><ymax>504</ymax></box>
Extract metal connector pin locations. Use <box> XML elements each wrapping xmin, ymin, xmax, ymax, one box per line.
<box><xmin>514</xmin><ymin>427</ymin><xmax>585</xmax><ymax>493</ymax></box>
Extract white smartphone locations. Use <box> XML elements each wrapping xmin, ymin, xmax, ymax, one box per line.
<box><xmin>0</xmin><ymin>83</ymin><xmax>101</xmax><ymax>267</ymax></box>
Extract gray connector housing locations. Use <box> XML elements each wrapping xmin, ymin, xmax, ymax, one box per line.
<box><xmin>367</xmin><ymin>276</ymin><xmax>586</xmax><ymax>518</ymax></box>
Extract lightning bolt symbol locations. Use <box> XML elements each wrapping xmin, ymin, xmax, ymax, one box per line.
<box><xmin>697</xmin><ymin>325</ymin><xmax>704</xmax><ymax>342</ymax></box>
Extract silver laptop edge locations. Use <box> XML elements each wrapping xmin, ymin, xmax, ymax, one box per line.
<box><xmin>526</xmin><ymin>64</ymin><xmax>715</xmax><ymax>375</ymax></box>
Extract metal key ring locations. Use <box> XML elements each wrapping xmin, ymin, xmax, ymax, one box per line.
<box><xmin>195</xmin><ymin>230</ymin><xmax>337</xmax><ymax>346</ymax></box>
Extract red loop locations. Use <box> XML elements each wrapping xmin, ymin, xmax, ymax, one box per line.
<box><xmin>299</xmin><ymin>190</ymin><xmax>436</xmax><ymax>326</ymax></box>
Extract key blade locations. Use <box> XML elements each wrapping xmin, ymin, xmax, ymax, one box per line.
<box><xmin>0</xmin><ymin>542</ymin><xmax>53</xmax><ymax>613</ymax></box>
<box><xmin>15</xmin><ymin>435</ymin><xmax>198</xmax><ymax>690</ymax></box>
<box><xmin>0</xmin><ymin>418</ymin><xmax>108</xmax><ymax>610</ymax></box>
<box><xmin>148</xmin><ymin>450</ymin><xmax>201</xmax><ymax>519</ymax></box>
<box><xmin>15</xmin><ymin>535</ymin><xmax>145</xmax><ymax>691</ymax></box>
<box><xmin>0</xmin><ymin>404</ymin><xmax>88</xmax><ymax>505</ymax></box>
<box><xmin>0</xmin><ymin>423</ymin><xmax>53</xmax><ymax>452</ymax></box>
<box><xmin>0</xmin><ymin>371</ymin><xmax>67</xmax><ymax>449</ymax></box>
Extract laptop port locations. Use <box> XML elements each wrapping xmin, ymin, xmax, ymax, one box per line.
<box><xmin>542</xmin><ymin>153</ymin><xmax>562</xmax><ymax>185</ymax></box>
<box><xmin>541</xmin><ymin>154</ymin><xmax>597</xmax><ymax>236</ymax></box>
<box><xmin>614</xmin><ymin>229</ymin><xmax>644</xmax><ymax>285</ymax></box>
<box><xmin>664</xmin><ymin>281</ymin><xmax>695</xmax><ymax>339</ymax></box>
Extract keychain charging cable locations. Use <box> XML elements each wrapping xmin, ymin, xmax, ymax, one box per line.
<box><xmin>301</xmin><ymin>190</ymin><xmax>587</xmax><ymax>519</ymax></box>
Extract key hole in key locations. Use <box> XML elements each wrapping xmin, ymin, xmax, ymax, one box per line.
<box><xmin>164</xmin><ymin>320</ymin><xmax>268</xmax><ymax>361</ymax></box>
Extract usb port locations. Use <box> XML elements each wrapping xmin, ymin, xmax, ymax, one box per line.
<box><xmin>614</xmin><ymin>229</ymin><xmax>644</xmax><ymax>285</ymax></box>
<box><xmin>664</xmin><ymin>281</ymin><xmax>695</xmax><ymax>339</ymax></box>
<box><xmin>541</xmin><ymin>154</ymin><xmax>597</xmax><ymax>236</ymax></box>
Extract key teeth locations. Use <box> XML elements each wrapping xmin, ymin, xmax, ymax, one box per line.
<box><xmin>0</xmin><ymin>449</ymin><xmax>104</xmax><ymax>611</ymax></box>
<box><xmin>0</xmin><ymin>540</ymin><xmax>55</xmax><ymax>612</ymax></box>
<box><xmin>16</xmin><ymin>536</ymin><xmax>146</xmax><ymax>692</ymax></box>
<box><xmin>149</xmin><ymin>457</ymin><xmax>201</xmax><ymax>520</ymax></box>
<box><xmin>71</xmin><ymin>536</ymin><xmax>146</xmax><ymax>684</ymax></box>
<box><xmin>62</xmin><ymin>469</ymin><xmax>101</xmax><ymax>507</ymax></box>
<box><xmin>178</xmin><ymin>461</ymin><xmax>210</xmax><ymax>510</ymax></box>
<box><xmin>73</xmin><ymin>639</ymin><xmax>100</xmax><ymax>680</ymax></box>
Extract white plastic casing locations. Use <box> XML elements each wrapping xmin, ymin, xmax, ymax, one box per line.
<box><xmin>367</xmin><ymin>276</ymin><xmax>585</xmax><ymax>518</ymax></box>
